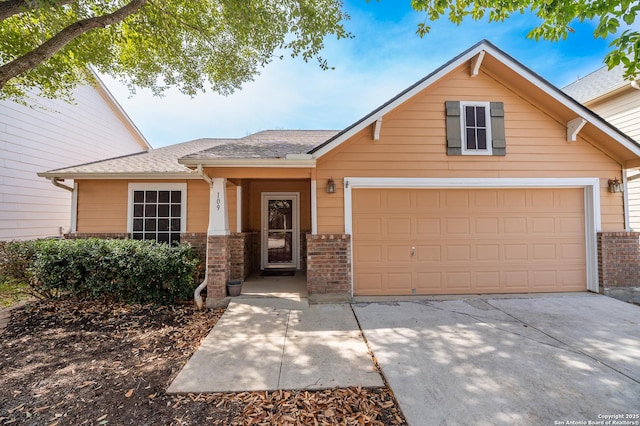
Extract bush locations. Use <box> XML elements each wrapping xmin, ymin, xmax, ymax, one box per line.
<box><xmin>0</xmin><ymin>240</ymin><xmax>39</xmax><ymax>285</ymax></box>
<box><xmin>25</xmin><ymin>239</ymin><xmax>199</xmax><ymax>305</ymax></box>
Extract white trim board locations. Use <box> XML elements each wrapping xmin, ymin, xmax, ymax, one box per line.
<box><xmin>343</xmin><ymin>177</ymin><xmax>601</xmax><ymax>294</ymax></box>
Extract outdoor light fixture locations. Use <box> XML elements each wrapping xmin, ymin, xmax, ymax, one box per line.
<box><xmin>608</xmin><ymin>177</ymin><xmax>623</xmax><ymax>193</ymax></box>
<box><xmin>326</xmin><ymin>178</ymin><xmax>336</xmax><ymax>194</ymax></box>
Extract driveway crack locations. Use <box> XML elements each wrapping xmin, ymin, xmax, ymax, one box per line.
<box><xmin>276</xmin><ymin>309</ymin><xmax>291</xmax><ymax>389</ymax></box>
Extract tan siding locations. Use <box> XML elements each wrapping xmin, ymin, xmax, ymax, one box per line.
<box><xmin>316</xmin><ymin>65</ymin><xmax>624</xmax><ymax>234</ymax></box>
<box><xmin>77</xmin><ymin>180</ymin><xmax>128</xmax><ymax>233</ymax></box>
<box><xmin>227</xmin><ymin>184</ymin><xmax>237</xmax><ymax>233</ymax></box>
<box><xmin>77</xmin><ymin>179</ymin><xmax>211</xmax><ymax>234</ymax></box>
<box><xmin>187</xmin><ymin>180</ymin><xmax>209</xmax><ymax>233</ymax></box>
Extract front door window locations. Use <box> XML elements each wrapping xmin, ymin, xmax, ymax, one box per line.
<box><xmin>262</xmin><ymin>193</ymin><xmax>299</xmax><ymax>269</ymax></box>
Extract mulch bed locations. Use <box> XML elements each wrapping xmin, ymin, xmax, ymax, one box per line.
<box><xmin>0</xmin><ymin>299</ymin><xmax>406</xmax><ymax>425</ymax></box>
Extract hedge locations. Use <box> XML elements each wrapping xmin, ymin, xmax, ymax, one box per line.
<box><xmin>0</xmin><ymin>239</ymin><xmax>199</xmax><ymax>305</ymax></box>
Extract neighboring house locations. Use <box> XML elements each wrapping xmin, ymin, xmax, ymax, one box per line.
<box><xmin>563</xmin><ymin>66</ymin><xmax>640</xmax><ymax>231</ymax></box>
<box><xmin>0</xmin><ymin>76</ymin><xmax>150</xmax><ymax>240</ymax></box>
<box><xmin>39</xmin><ymin>41</ymin><xmax>640</xmax><ymax>305</ymax></box>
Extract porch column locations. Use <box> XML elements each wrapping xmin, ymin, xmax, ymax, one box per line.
<box><xmin>206</xmin><ymin>178</ymin><xmax>231</xmax><ymax>308</ymax></box>
<box><xmin>208</xmin><ymin>178</ymin><xmax>230</xmax><ymax>236</ymax></box>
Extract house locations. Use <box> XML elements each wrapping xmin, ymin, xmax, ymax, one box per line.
<box><xmin>563</xmin><ymin>66</ymin><xmax>640</xmax><ymax>232</ymax></box>
<box><xmin>39</xmin><ymin>40</ymin><xmax>640</xmax><ymax>306</ymax></box>
<box><xmin>0</xmin><ymin>74</ymin><xmax>150</xmax><ymax>240</ymax></box>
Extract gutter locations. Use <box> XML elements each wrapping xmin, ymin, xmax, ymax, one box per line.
<box><xmin>48</xmin><ymin>178</ymin><xmax>73</xmax><ymax>192</ymax></box>
<box><xmin>193</xmin><ymin>164</ymin><xmax>212</xmax><ymax>309</ymax></box>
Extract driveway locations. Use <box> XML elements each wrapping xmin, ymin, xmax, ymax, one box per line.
<box><xmin>354</xmin><ymin>294</ymin><xmax>640</xmax><ymax>425</ymax></box>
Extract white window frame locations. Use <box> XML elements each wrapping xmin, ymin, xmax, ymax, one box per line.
<box><xmin>127</xmin><ymin>183</ymin><xmax>187</xmax><ymax>240</ymax></box>
<box><xmin>460</xmin><ymin>101</ymin><xmax>492</xmax><ymax>155</ymax></box>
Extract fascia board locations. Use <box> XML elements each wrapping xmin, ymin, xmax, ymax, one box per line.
<box><xmin>37</xmin><ymin>172</ymin><xmax>201</xmax><ymax>180</ymax></box>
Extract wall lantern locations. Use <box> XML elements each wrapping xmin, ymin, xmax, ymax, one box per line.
<box><xmin>608</xmin><ymin>177</ymin><xmax>623</xmax><ymax>193</ymax></box>
<box><xmin>326</xmin><ymin>178</ymin><xmax>336</xmax><ymax>194</ymax></box>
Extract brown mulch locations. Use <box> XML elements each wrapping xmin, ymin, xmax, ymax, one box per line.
<box><xmin>0</xmin><ymin>299</ymin><xmax>406</xmax><ymax>425</ymax></box>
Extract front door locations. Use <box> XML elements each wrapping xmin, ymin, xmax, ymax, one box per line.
<box><xmin>261</xmin><ymin>193</ymin><xmax>299</xmax><ymax>269</ymax></box>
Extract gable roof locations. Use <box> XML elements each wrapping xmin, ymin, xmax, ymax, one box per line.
<box><xmin>562</xmin><ymin>64</ymin><xmax>629</xmax><ymax>104</ymax></box>
<box><xmin>309</xmin><ymin>40</ymin><xmax>640</xmax><ymax>167</ymax></box>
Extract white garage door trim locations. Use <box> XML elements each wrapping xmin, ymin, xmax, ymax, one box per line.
<box><xmin>344</xmin><ymin>177</ymin><xmax>601</xmax><ymax>295</ymax></box>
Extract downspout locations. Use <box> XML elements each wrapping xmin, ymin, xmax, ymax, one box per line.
<box><xmin>48</xmin><ymin>177</ymin><xmax>73</xmax><ymax>192</ymax></box>
<box><xmin>194</xmin><ymin>164</ymin><xmax>212</xmax><ymax>309</ymax></box>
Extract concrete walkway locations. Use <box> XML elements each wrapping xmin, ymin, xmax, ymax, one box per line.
<box><xmin>168</xmin><ymin>280</ymin><xmax>383</xmax><ymax>393</ymax></box>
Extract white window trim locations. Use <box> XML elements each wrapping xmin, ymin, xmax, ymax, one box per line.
<box><xmin>460</xmin><ymin>101</ymin><xmax>492</xmax><ymax>156</ymax></box>
<box><xmin>127</xmin><ymin>183</ymin><xmax>188</xmax><ymax>235</ymax></box>
<box><xmin>343</xmin><ymin>177</ymin><xmax>601</xmax><ymax>296</ymax></box>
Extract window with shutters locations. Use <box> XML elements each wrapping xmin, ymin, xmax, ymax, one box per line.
<box><xmin>460</xmin><ymin>102</ymin><xmax>492</xmax><ymax>155</ymax></box>
<box><xmin>445</xmin><ymin>101</ymin><xmax>506</xmax><ymax>156</ymax></box>
<box><xmin>127</xmin><ymin>183</ymin><xmax>186</xmax><ymax>243</ymax></box>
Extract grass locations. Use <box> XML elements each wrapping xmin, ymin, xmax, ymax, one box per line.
<box><xmin>0</xmin><ymin>279</ymin><xmax>31</xmax><ymax>308</ymax></box>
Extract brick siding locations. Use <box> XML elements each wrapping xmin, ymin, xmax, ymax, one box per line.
<box><xmin>205</xmin><ymin>235</ymin><xmax>231</xmax><ymax>305</ymax></box>
<box><xmin>306</xmin><ymin>234</ymin><xmax>351</xmax><ymax>299</ymax></box>
<box><xmin>597</xmin><ymin>232</ymin><xmax>640</xmax><ymax>289</ymax></box>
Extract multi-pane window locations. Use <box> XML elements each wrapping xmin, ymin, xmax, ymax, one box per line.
<box><xmin>461</xmin><ymin>102</ymin><xmax>492</xmax><ymax>155</ymax></box>
<box><xmin>131</xmin><ymin>189</ymin><xmax>182</xmax><ymax>243</ymax></box>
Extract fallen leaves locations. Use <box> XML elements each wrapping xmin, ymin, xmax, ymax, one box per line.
<box><xmin>0</xmin><ymin>299</ymin><xmax>407</xmax><ymax>425</ymax></box>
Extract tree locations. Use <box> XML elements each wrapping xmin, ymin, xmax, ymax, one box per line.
<box><xmin>409</xmin><ymin>0</ymin><xmax>640</xmax><ymax>79</ymax></box>
<box><xmin>0</xmin><ymin>0</ymin><xmax>350</xmax><ymax>101</ymax></box>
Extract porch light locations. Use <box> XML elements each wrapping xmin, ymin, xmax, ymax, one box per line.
<box><xmin>326</xmin><ymin>178</ymin><xmax>336</xmax><ymax>194</ymax></box>
<box><xmin>608</xmin><ymin>177</ymin><xmax>623</xmax><ymax>193</ymax></box>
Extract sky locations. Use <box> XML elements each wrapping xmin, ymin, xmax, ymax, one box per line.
<box><xmin>101</xmin><ymin>0</ymin><xmax>621</xmax><ymax>148</ymax></box>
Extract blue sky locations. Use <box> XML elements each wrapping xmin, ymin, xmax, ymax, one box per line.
<box><xmin>102</xmin><ymin>0</ymin><xmax>617</xmax><ymax>148</ymax></box>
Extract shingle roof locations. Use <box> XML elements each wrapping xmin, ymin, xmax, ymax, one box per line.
<box><xmin>562</xmin><ymin>64</ymin><xmax>628</xmax><ymax>103</ymax></box>
<box><xmin>39</xmin><ymin>130</ymin><xmax>338</xmax><ymax>177</ymax></box>
<box><xmin>40</xmin><ymin>138</ymin><xmax>233</xmax><ymax>177</ymax></box>
<box><xmin>181</xmin><ymin>130</ymin><xmax>338</xmax><ymax>160</ymax></box>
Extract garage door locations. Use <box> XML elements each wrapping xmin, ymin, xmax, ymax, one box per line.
<box><xmin>353</xmin><ymin>188</ymin><xmax>586</xmax><ymax>295</ymax></box>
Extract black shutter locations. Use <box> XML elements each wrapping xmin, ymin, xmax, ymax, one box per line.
<box><xmin>445</xmin><ymin>101</ymin><xmax>462</xmax><ymax>156</ymax></box>
<box><xmin>490</xmin><ymin>102</ymin><xmax>506</xmax><ymax>156</ymax></box>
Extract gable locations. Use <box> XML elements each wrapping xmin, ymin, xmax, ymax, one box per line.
<box><xmin>312</xmin><ymin>41</ymin><xmax>640</xmax><ymax>168</ymax></box>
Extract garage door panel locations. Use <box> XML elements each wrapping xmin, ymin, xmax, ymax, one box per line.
<box><xmin>353</xmin><ymin>188</ymin><xmax>587</xmax><ymax>296</ymax></box>
<box><xmin>416</xmin><ymin>218</ymin><xmax>441</xmax><ymax>235</ymax></box>
<box><xmin>387</xmin><ymin>218</ymin><xmax>412</xmax><ymax>236</ymax></box>
<box><xmin>445</xmin><ymin>272</ymin><xmax>472</xmax><ymax>289</ymax></box>
<box><xmin>416</xmin><ymin>245</ymin><xmax>441</xmax><ymax>262</ymax></box>
<box><xmin>475</xmin><ymin>244</ymin><xmax>500</xmax><ymax>261</ymax></box>
<box><xmin>446</xmin><ymin>217</ymin><xmax>470</xmax><ymax>234</ymax></box>
<box><xmin>475</xmin><ymin>217</ymin><xmax>499</xmax><ymax>234</ymax></box>
<box><xmin>416</xmin><ymin>272</ymin><xmax>443</xmax><ymax>290</ymax></box>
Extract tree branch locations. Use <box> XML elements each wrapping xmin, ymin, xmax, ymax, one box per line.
<box><xmin>0</xmin><ymin>0</ymin><xmax>74</xmax><ymax>23</ymax></box>
<box><xmin>0</xmin><ymin>0</ymin><xmax>148</xmax><ymax>88</ymax></box>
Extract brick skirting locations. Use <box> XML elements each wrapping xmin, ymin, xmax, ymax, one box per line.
<box><xmin>65</xmin><ymin>233</ymin><xmax>129</xmax><ymax>239</ymax></box>
<box><xmin>306</xmin><ymin>234</ymin><xmax>351</xmax><ymax>302</ymax></box>
<box><xmin>597</xmin><ymin>232</ymin><xmax>640</xmax><ymax>304</ymax></box>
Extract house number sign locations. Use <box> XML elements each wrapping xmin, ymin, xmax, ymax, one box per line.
<box><xmin>216</xmin><ymin>192</ymin><xmax>221</xmax><ymax>211</ymax></box>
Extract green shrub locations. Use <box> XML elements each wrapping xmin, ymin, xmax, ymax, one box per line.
<box><xmin>29</xmin><ymin>239</ymin><xmax>199</xmax><ymax>304</ymax></box>
<box><xmin>0</xmin><ymin>240</ymin><xmax>39</xmax><ymax>285</ymax></box>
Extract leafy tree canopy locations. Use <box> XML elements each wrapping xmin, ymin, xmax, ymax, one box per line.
<box><xmin>0</xmin><ymin>0</ymin><xmax>350</xmax><ymax>101</ymax></box>
<box><xmin>409</xmin><ymin>0</ymin><xmax>640</xmax><ymax>79</ymax></box>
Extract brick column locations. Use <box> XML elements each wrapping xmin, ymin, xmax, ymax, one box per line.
<box><xmin>306</xmin><ymin>234</ymin><xmax>351</xmax><ymax>303</ymax></box>
<box><xmin>206</xmin><ymin>235</ymin><xmax>231</xmax><ymax>308</ymax></box>
<box><xmin>597</xmin><ymin>232</ymin><xmax>640</xmax><ymax>304</ymax></box>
